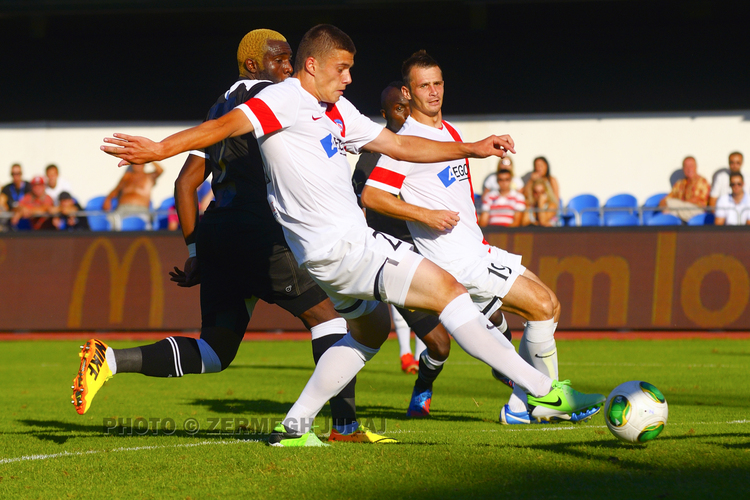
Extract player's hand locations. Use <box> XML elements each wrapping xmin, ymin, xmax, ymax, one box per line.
<box><xmin>423</xmin><ymin>209</ymin><xmax>460</xmax><ymax>232</ymax></box>
<box><xmin>100</xmin><ymin>133</ymin><xmax>164</xmax><ymax>167</ymax></box>
<box><xmin>169</xmin><ymin>257</ymin><xmax>201</xmax><ymax>287</ymax></box>
<box><xmin>471</xmin><ymin>134</ymin><xmax>516</xmax><ymax>158</ymax></box>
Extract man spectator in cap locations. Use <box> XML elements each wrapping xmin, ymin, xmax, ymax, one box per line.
<box><xmin>11</xmin><ymin>176</ymin><xmax>56</xmax><ymax>230</ymax></box>
<box><xmin>479</xmin><ymin>168</ymin><xmax>525</xmax><ymax>227</ymax></box>
<box><xmin>45</xmin><ymin>164</ymin><xmax>74</xmax><ymax>204</ymax></box>
<box><xmin>709</xmin><ymin>152</ymin><xmax>744</xmax><ymax>208</ymax></box>
<box><xmin>659</xmin><ymin>156</ymin><xmax>710</xmax><ymax>222</ymax></box>
<box><xmin>1</xmin><ymin>163</ymin><xmax>31</xmax><ymax>212</ymax></box>
<box><xmin>54</xmin><ymin>191</ymin><xmax>89</xmax><ymax>231</ymax></box>
<box><xmin>714</xmin><ymin>172</ymin><xmax>750</xmax><ymax>226</ymax></box>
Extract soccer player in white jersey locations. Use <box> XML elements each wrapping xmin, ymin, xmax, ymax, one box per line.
<box><xmin>361</xmin><ymin>50</ymin><xmax>599</xmax><ymax>425</ymax></box>
<box><xmin>101</xmin><ymin>24</ymin><xmax>605</xmax><ymax>446</ymax></box>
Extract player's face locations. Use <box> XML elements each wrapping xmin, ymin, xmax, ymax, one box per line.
<box><xmin>729</xmin><ymin>153</ymin><xmax>743</xmax><ymax>172</ymax></box>
<box><xmin>406</xmin><ymin>66</ymin><xmax>444</xmax><ymax>118</ymax></box>
<box><xmin>314</xmin><ymin>49</ymin><xmax>354</xmax><ymax>103</ymax></box>
<box><xmin>259</xmin><ymin>40</ymin><xmax>293</xmax><ymax>83</ymax></box>
<box><xmin>381</xmin><ymin>88</ymin><xmax>410</xmax><ymax>132</ymax></box>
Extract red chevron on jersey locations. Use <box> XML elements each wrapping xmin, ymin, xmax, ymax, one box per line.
<box><xmin>247</xmin><ymin>98</ymin><xmax>282</xmax><ymax>135</ymax></box>
<box><xmin>326</xmin><ymin>103</ymin><xmax>346</xmax><ymax>137</ymax></box>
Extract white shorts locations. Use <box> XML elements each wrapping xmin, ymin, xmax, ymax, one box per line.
<box><xmin>451</xmin><ymin>246</ymin><xmax>525</xmax><ymax>319</ymax></box>
<box><xmin>302</xmin><ymin>226</ymin><xmax>424</xmax><ymax>319</ymax></box>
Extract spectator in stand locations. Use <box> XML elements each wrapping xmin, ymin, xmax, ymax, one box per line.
<box><xmin>523</xmin><ymin>156</ymin><xmax>560</xmax><ymax>203</ymax></box>
<box><xmin>709</xmin><ymin>152</ymin><xmax>744</xmax><ymax>208</ymax></box>
<box><xmin>479</xmin><ymin>168</ymin><xmax>525</xmax><ymax>227</ymax></box>
<box><xmin>482</xmin><ymin>156</ymin><xmax>523</xmax><ymax>198</ymax></box>
<box><xmin>45</xmin><ymin>164</ymin><xmax>74</xmax><ymax>204</ymax></box>
<box><xmin>54</xmin><ymin>191</ymin><xmax>89</xmax><ymax>231</ymax></box>
<box><xmin>103</xmin><ymin>161</ymin><xmax>163</xmax><ymax>230</ymax></box>
<box><xmin>523</xmin><ymin>178</ymin><xmax>559</xmax><ymax>227</ymax></box>
<box><xmin>659</xmin><ymin>156</ymin><xmax>710</xmax><ymax>222</ymax></box>
<box><xmin>2</xmin><ymin>163</ymin><xmax>31</xmax><ymax>211</ymax></box>
<box><xmin>714</xmin><ymin>172</ymin><xmax>750</xmax><ymax>226</ymax></box>
<box><xmin>11</xmin><ymin>176</ymin><xmax>56</xmax><ymax>230</ymax></box>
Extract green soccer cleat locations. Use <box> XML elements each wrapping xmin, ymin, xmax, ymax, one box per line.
<box><xmin>527</xmin><ymin>380</ymin><xmax>605</xmax><ymax>416</ymax></box>
<box><xmin>268</xmin><ymin>424</ymin><xmax>329</xmax><ymax>447</ymax></box>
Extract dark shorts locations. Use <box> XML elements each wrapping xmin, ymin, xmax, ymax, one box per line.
<box><xmin>196</xmin><ymin>218</ymin><xmax>329</xmax><ymax>332</ymax></box>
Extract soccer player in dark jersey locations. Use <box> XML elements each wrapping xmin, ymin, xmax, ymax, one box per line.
<box><xmin>72</xmin><ymin>29</ymin><xmax>395</xmax><ymax>444</ymax></box>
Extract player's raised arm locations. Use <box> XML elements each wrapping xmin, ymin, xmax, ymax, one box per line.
<box><xmin>361</xmin><ymin>185</ymin><xmax>459</xmax><ymax>232</ymax></box>
<box><xmin>100</xmin><ymin>107</ymin><xmax>254</xmax><ymax>167</ymax></box>
<box><xmin>363</xmin><ymin>128</ymin><xmax>515</xmax><ymax>163</ymax></box>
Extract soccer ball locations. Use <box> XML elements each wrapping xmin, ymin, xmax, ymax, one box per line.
<box><xmin>605</xmin><ymin>381</ymin><xmax>668</xmax><ymax>444</ymax></box>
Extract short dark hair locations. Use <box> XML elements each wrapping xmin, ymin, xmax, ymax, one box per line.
<box><xmin>401</xmin><ymin>50</ymin><xmax>441</xmax><ymax>89</ymax></box>
<box><xmin>294</xmin><ymin>24</ymin><xmax>356</xmax><ymax>73</ymax></box>
<box><xmin>380</xmin><ymin>81</ymin><xmax>403</xmax><ymax>109</ymax></box>
<box><xmin>729</xmin><ymin>151</ymin><xmax>743</xmax><ymax>159</ymax></box>
<box><xmin>729</xmin><ymin>171</ymin><xmax>744</xmax><ymax>182</ymax></box>
<box><xmin>46</xmin><ymin>164</ymin><xmax>58</xmax><ymax>173</ymax></box>
<box><xmin>497</xmin><ymin>169</ymin><xmax>513</xmax><ymax>177</ymax></box>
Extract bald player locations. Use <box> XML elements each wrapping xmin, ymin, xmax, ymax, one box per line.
<box><xmin>73</xmin><ymin>29</ymin><xmax>395</xmax><ymax>444</ymax></box>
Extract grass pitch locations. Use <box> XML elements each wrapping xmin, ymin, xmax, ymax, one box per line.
<box><xmin>1</xmin><ymin>337</ymin><xmax>749</xmax><ymax>499</ymax></box>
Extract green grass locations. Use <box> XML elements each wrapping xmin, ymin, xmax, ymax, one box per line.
<box><xmin>1</xmin><ymin>338</ymin><xmax>749</xmax><ymax>499</ymax></box>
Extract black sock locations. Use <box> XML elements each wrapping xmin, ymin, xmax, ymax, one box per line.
<box><xmin>415</xmin><ymin>355</ymin><xmax>444</xmax><ymax>392</ymax></box>
<box><xmin>312</xmin><ymin>334</ymin><xmax>358</xmax><ymax>426</ymax></box>
<box><xmin>111</xmin><ymin>347</ymin><xmax>142</xmax><ymax>373</ymax></box>
<box><xmin>137</xmin><ymin>337</ymin><xmax>203</xmax><ymax>377</ymax></box>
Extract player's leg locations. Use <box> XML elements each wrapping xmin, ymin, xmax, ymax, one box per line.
<box><xmin>396</xmin><ymin>307</ymin><xmax>449</xmax><ymax>417</ymax></box>
<box><xmin>392</xmin><ymin>305</ymin><xmax>418</xmax><ymax>374</ymax></box>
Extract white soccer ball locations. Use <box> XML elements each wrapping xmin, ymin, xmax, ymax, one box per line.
<box><xmin>605</xmin><ymin>381</ymin><xmax>668</xmax><ymax>444</ymax></box>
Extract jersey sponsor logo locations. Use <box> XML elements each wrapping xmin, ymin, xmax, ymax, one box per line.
<box><xmin>437</xmin><ymin>162</ymin><xmax>470</xmax><ymax>188</ymax></box>
<box><xmin>320</xmin><ymin>134</ymin><xmax>346</xmax><ymax>158</ymax></box>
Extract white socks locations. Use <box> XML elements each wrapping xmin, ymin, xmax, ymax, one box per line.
<box><xmin>509</xmin><ymin>319</ymin><xmax>558</xmax><ymax>412</ymax></box>
<box><xmin>439</xmin><ymin>294</ymin><xmax>551</xmax><ymax>397</ymax></box>
<box><xmin>283</xmin><ymin>333</ymin><xmax>378</xmax><ymax>434</ymax></box>
<box><xmin>392</xmin><ymin>306</ymin><xmax>412</xmax><ymax>357</ymax></box>
<box><xmin>309</xmin><ymin>317</ymin><xmax>348</xmax><ymax>341</ymax></box>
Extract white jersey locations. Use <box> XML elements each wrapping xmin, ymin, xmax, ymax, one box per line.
<box><xmin>237</xmin><ymin>78</ymin><xmax>384</xmax><ymax>264</ymax></box>
<box><xmin>367</xmin><ymin>116</ymin><xmax>489</xmax><ymax>275</ymax></box>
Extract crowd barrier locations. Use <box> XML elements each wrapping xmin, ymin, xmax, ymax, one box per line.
<box><xmin>0</xmin><ymin>226</ymin><xmax>748</xmax><ymax>331</ymax></box>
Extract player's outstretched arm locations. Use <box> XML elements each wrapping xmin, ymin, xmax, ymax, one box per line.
<box><xmin>361</xmin><ymin>185</ymin><xmax>460</xmax><ymax>232</ymax></box>
<box><xmin>100</xmin><ymin>108</ymin><xmax>254</xmax><ymax>167</ymax></box>
<box><xmin>363</xmin><ymin>128</ymin><xmax>515</xmax><ymax>163</ymax></box>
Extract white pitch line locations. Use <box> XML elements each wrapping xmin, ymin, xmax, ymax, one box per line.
<box><xmin>0</xmin><ymin>438</ymin><xmax>260</xmax><ymax>465</ymax></box>
<box><xmin>2</xmin><ymin>420</ymin><xmax>747</xmax><ymax>464</ymax></box>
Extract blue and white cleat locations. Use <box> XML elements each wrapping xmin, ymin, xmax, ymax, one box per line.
<box><xmin>406</xmin><ymin>386</ymin><xmax>432</xmax><ymax>417</ymax></box>
<box><xmin>500</xmin><ymin>404</ymin><xmax>535</xmax><ymax>425</ymax></box>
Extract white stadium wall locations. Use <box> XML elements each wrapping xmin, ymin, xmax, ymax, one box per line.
<box><xmin>1</xmin><ymin>111</ymin><xmax>749</xmax><ymax>207</ymax></box>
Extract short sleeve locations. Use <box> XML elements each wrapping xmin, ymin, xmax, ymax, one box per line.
<box><xmin>334</xmin><ymin>97</ymin><xmax>384</xmax><ymax>154</ymax></box>
<box><xmin>237</xmin><ymin>84</ymin><xmax>300</xmax><ymax>139</ymax></box>
<box><xmin>365</xmin><ymin>154</ymin><xmax>410</xmax><ymax>195</ymax></box>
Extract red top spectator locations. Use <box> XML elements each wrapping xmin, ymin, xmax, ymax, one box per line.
<box><xmin>479</xmin><ymin>169</ymin><xmax>525</xmax><ymax>227</ymax></box>
<box><xmin>12</xmin><ymin>176</ymin><xmax>56</xmax><ymax>230</ymax></box>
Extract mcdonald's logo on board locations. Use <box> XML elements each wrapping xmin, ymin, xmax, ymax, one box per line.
<box><xmin>67</xmin><ymin>237</ymin><xmax>164</xmax><ymax>328</ymax></box>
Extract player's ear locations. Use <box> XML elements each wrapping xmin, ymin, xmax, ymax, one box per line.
<box><xmin>380</xmin><ymin>109</ymin><xmax>387</xmax><ymax>120</ymax></box>
<box><xmin>401</xmin><ymin>86</ymin><xmax>410</xmax><ymax>100</ymax></box>
<box><xmin>244</xmin><ymin>58</ymin><xmax>259</xmax><ymax>75</ymax></box>
<box><xmin>304</xmin><ymin>56</ymin><xmax>317</xmax><ymax>75</ymax></box>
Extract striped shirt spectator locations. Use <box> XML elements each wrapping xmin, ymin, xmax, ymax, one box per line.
<box><xmin>479</xmin><ymin>169</ymin><xmax>525</xmax><ymax>227</ymax></box>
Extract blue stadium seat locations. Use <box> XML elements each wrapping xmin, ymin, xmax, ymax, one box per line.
<box><xmin>85</xmin><ymin>196</ymin><xmax>106</xmax><ymax>211</ymax></box>
<box><xmin>88</xmin><ymin>215</ymin><xmax>110</xmax><ymax>231</ymax></box>
<box><xmin>154</xmin><ymin>196</ymin><xmax>176</xmax><ymax>230</ymax></box>
<box><xmin>566</xmin><ymin>194</ymin><xmax>599</xmax><ymax>226</ymax></box>
<box><xmin>197</xmin><ymin>180</ymin><xmax>212</xmax><ymax>201</ymax></box>
<box><xmin>687</xmin><ymin>212</ymin><xmax>714</xmax><ymax>226</ymax></box>
<box><xmin>603</xmin><ymin>193</ymin><xmax>637</xmax><ymax>225</ymax></box>
<box><xmin>642</xmin><ymin>193</ymin><xmax>667</xmax><ymax>224</ymax></box>
<box><xmin>120</xmin><ymin>216</ymin><xmax>148</xmax><ymax>231</ymax></box>
<box><xmin>605</xmin><ymin>213</ymin><xmax>640</xmax><ymax>226</ymax></box>
<box><xmin>646</xmin><ymin>213</ymin><xmax>682</xmax><ymax>226</ymax></box>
